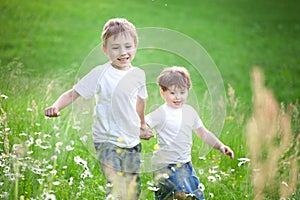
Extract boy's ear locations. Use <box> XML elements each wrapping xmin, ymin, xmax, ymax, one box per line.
<box><xmin>160</xmin><ymin>88</ymin><xmax>165</xmax><ymax>98</ymax></box>
<box><xmin>102</xmin><ymin>45</ymin><xmax>107</xmax><ymax>55</ymax></box>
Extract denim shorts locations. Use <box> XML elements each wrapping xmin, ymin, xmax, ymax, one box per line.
<box><xmin>154</xmin><ymin>162</ymin><xmax>205</xmax><ymax>200</ymax></box>
<box><xmin>94</xmin><ymin>142</ymin><xmax>142</xmax><ymax>198</ymax></box>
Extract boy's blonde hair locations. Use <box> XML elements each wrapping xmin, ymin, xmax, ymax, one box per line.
<box><xmin>158</xmin><ymin>66</ymin><xmax>192</xmax><ymax>91</ymax></box>
<box><xmin>101</xmin><ymin>18</ymin><xmax>138</xmax><ymax>47</ymax></box>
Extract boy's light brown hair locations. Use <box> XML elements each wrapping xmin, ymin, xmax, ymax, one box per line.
<box><xmin>157</xmin><ymin>66</ymin><xmax>192</xmax><ymax>91</ymax></box>
<box><xmin>101</xmin><ymin>18</ymin><xmax>138</xmax><ymax>47</ymax></box>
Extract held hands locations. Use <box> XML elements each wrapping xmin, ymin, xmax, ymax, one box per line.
<box><xmin>140</xmin><ymin>125</ymin><xmax>154</xmax><ymax>140</ymax></box>
<box><xmin>45</xmin><ymin>106</ymin><xmax>60</xmax><ymax>117</ymax></box>
<box><xmin>220</xmin><ymin>145</ymin><xmax>234</xmax><ymax>159</ymax></box>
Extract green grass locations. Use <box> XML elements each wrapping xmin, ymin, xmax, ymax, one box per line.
<box><xmin>0</xmin><ymin>0</ymin><xmax>299</xmax><ymax>199</ymax></box>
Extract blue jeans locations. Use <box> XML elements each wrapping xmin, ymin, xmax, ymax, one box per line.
<box><xmin>154</xmin><ymin>162</ymin><xmax>205</xmax><ymax>200</ymax></box>
<box><xmin>94</xmin><ymin>142</ymin><xmax>142</xmax><ymax>199</ymax></box>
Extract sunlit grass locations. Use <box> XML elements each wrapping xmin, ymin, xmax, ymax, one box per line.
<box><xmin>1</xmin><ymin>62</ymin><xmax>297</xmax><ymax>200</ymax></box>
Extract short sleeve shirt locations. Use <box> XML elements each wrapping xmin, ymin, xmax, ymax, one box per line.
<box><xmin>146</xmin><ymin>104</ymin><xmax>203</xmax><ymax>169</ymax></box>
<box><xmin>74</xmin><ymin>63</ymin><xmax>148</xmax><ymax>148</ymax></box>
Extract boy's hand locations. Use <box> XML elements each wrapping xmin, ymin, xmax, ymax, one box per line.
<box><xmin>45</xmin><ymin>106</ymin><xmax>60</xmax><ymax>117</ymax></box>
<box><xmin>220</xmin><ymin>145</ymin><xmax>234</xmax><ymax>159</ymax></box>
<box><xmin>140</xmin><ymin>126</ymin><xmax>154</xmax><ymax>140</ymax></box>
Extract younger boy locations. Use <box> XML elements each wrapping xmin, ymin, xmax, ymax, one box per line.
<box><xmin>146</xmin><ymin>66</ymin><xmax>234</xmax><ymax>200</ymax></box>
<box><xmin>45</xmin><ymin>18</ymin><xmax>153</xmax><ymax>199</ymax></box>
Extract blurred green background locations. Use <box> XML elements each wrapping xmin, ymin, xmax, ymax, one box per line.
<box><xmin>1</xmin><ymin>0</ymin><xmax>299</xmax><ymax>104</ymax></box>
<box><xmin>1</xmin><ymin>1</ymin><xmax>299</xmax><ymax>199</ymax></box>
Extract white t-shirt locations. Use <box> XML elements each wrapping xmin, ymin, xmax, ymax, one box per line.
<box><xmin>146</xmin><ymin>104</ymin><xmax>203</xmax><ymax>169</ymax></box>
<box><xmin>74</xmin><ymin>62</ymin><xmax>148</xmax><ymax>148</ymax></box>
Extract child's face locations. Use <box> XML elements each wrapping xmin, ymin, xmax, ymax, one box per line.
<box><xmin>103</xmin><ymin>33</ymin><xmax>136</xmax><ymax>70</ymax></box>
<box><xmin>160</xmin><ymin>85</ymin><xmax>188</xmax><ymax>109</ymax></box>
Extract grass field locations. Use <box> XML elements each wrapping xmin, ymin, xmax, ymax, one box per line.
<box><xmin>0</xmin><ymin>0</ymin><xmax>299</xmax><ymax>199</ymax></box>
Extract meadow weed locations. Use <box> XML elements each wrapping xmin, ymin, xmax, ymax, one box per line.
<box><xmin>246</xmin><ymin>67</ymin><xmax>299</xmax><ymax>199</ymax></box>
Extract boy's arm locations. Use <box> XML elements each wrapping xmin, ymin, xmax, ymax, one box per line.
<box><xmin>136</xmin><ymin>96</ymin><xmax>154</xmax><ymax>140</ymax></box>
<box><xmin>194</xmin><ymin>126</ymin><xmax>234</xmax><ymax>159</ymax></box>
<box><xmin>136</xmin><ymin>96</ymin><xmax>146</xmax><ymax>128</ymax></box>
<box><xmin>45</xmin><ymin>89</ymin><xmax>80</xmax><ymax>117</ymax></box>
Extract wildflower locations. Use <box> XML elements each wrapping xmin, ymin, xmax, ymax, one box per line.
<box><xmin>41</xmin><ymin>145</ymin><xmax>51</xmax><ymax>150</ymax></box>
<box><xmin>147</xmin><ymin>181</ymin><xmax>154</xmax><ymax>186</ymax></box>
<box><xmin>30</xmin><ymin>166</ymin><xmax>46</xmax><ymax>175</ymax></box>
<box><xmin>281</xmin><ymin>181</ymin><xmax>288</xmax><ymax>187</ymax></box>
<box><xmin>220</xmin><ymin>171</ymin><xmax>229</xmax><ymax>176</ymax></box>
<box><xmin>53</xmin><ymin>125</ymin><xmax>59</xmax><ymax>131</ymax></box>
<box><xmin>26</xmin><ymin>108</ymin><xmax>33</xmax><ymax>112</ymax></box>
<box><xmin>44</xmin><ymin>134</ymin><xmax>51</xmax><ymax>138</ymax></box>
<box><xmin>52</xmin><ymin>181</ymin><xmax>60</xmax><ymax>186</ymax></box>
<box><xmin>37</xmin><ymin>179</ymin><xmax>44</xmax><ymax>184</ymax></box>
<box><xmin>198</xmin><ymin>156</ymin><xmax>206</xmax><ymax>160</ymax></box>
<box><xmin>0</xmin><ymin>192</ymin><xmax>8</xmax><ymax>198</ymax></box>
<box><xmin>226</xmin><ymin>115</ymin><xmax>234</xmax><ymax>121</ymax></box>
<box><xmin>1</xmin><ymin>94</ymin><xmax>8</xmax><ymax>99</ymax></box>
<box><xmin>117</xmin><ymin>171</ymin><xmax>124</xmax><ymax>176</ymax></box>
<box><xmin>80</xmin><ymin>135</ymin><xmax>88</xmax><ymax>144</ymax></box>
<box><xmin>50</xmin><ymin>170</ymin><xmax>57</xmax><ymax>175</ymax></box>
<box><xmin>215</xmin><ymin>174</ymin><xmax>221</xmax><ymax>181</ymax></box>
<box><xmin>4</xmin><ymin>128</ymin><xmax>10</xmax><ymax>132</ymax></box>
<box><xmin>209</xmin><ymin>168</ymin><xmax>218</xmax><ymax>174</ymax></box>
<box><xmin>46</xmin><ymin>165</ymin><xmax>53</xmax><ymax>169</ymax></box>
<box><xmin>106</xmin><ymin>194</ymin><xmax>114</xmax><ymax>200</ymax></box>
<box><xmin>106</xmin><ymin>183</ymin><xmax>113</xmax><ymax>188</ymax></box>
<box><xmin>35</xmin><ymin>123</ymin><xmax>41</xmax><ymax>127</ymax></box>
<box><xmin>19</xmin><ymin>132</ymin><xmax>27</xmax><ymax>136</ymax></box>
<box><xmin>66</xmin><ymin>145</ymin><xmax>74</xmax><ymax>151</ymax></box>
<box><xmin>117</xmin><ymin>137</ymin><xmax>124</xmax><ymax>143</ymax></box>
<box><xmin>99</xmin><ymin>185</ymin><xmax>105</xmax><ymax>193</ymax></box>
<box><xmin>209</xmin><ymin>193</ymin><xmax>214</xmax><ymax>198</ymax></box>
<box><xmin>74</xmin><ymin>156</ymin><xmax>87</xmax><ymax>167</ymax></box>
<box><xmin>148</xmin><ymin>186</ymin><xmax>160</xmax><ymax>191</ymax></box>
<box><xmin>238</xmin><ymin>157</ymin><xmax>251</xmax><ymax>167</ymax></box>
<box><xmin>51</xmin><ymin>155</ymin><xmax>57</xmax><ymax>160</ymax></box>
<box><xmin>198</xmin><ymin>183</ymin><xmax>205</xmax><ymax>191</ymax></box>
<box><xmin>44</xmin><ymin>193</ymin><xmax>56</xmax><ymax>200</ymax></box>
<box><xmin>55</xmin><ymin>142</ymin><xmax>63</xmax><ymax>148</ymax></box>
<box><xmin>82</xmin><ymin>169</ymin><xmax>93</xmax><ymax>179</ymax></box>
<box><xmin>208</xmin><ymin>176</ymin><xmax>216</xmax><ymax>182</ymax></box>
<box><xmin>153</xmin><ymin>144</ymin><xmax>160</xmax><ymax>150</ymax></box>
<box><xmin>68</xmin><ymin>177</ymin><xmax>73</xmax><ymax>186</ymax></box>
<box><xmin>35</xmin><ymin>139</ymin><xmax>42</xmax><ymax>146</ymax></box>
<box><xmin>198</xmin><ymin>169</ymin><xmax>204</xmax><ymax>175</ymax></box>
<box><xmin>72</xmin><ymin>125</ymin><xmax>81</xmax><ymax>131</ymax></box>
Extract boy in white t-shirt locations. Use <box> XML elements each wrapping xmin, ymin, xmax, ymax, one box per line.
<box><xmin>45</xmin><ymin>18</ymin><xmax>153</xmax><ymax>199</ymax></box>
<box><xmin>146</xmin><ymin>66</ymin><xmax>234</xmax><ymax>200</ymax></box>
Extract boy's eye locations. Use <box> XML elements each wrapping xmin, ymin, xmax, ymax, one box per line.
<box><xmin>112</xmin><ymin>47</ymin><xmax>119</xmax><ymax>50</ymax></box>
<box><xmin>126</xmin><ymin>46</ymin><xmax>132</xmax><ymax>49</ymax></box>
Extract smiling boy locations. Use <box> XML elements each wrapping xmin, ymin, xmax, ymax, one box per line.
<box><xmin>146</xmin><ymin>66</ymin><xmax>234</xmax><ymax>200</ymax></box>
<box><xmin>45</xmin><ymin>18</ymin><xmax>153</xmax><ymax>199</ymax></box>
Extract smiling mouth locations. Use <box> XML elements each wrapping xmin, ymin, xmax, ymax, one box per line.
<box><xmin>118</xmin><ymin>57</ymin><xmax>129</xmax><ymax>62</ymax></box>
<box><xmin>173</xmin><ymin>101</ymin><xmax>181</xmax><ymax>105</ymax></box>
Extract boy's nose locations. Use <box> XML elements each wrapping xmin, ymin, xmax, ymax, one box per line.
<box><xmin>120</xmin><ymin>47</ymin><xmax>127</xmax><ymax>55</ymax></box>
